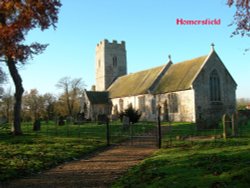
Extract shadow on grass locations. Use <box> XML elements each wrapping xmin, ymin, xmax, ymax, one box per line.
<box><xmin>113</xmin><ymin>122</ymin><xmax>250</xmax><ymax>188</ymax></box>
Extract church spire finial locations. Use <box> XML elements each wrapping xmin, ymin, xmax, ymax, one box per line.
<box><xmin>211</xmin><ymin>43</ymin><xmax>215</xmax><ymax>51</ymax></box>
<box><xmin>168</xmin><ymin>54</ymin><xmax>171</xmax><ymax>62</ymax></box>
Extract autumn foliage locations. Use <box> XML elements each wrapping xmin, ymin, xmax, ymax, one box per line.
<box><xmin>227</xmin><ymin>0</ymin><xmax>250</xmax><ymax>37</ymax></box>
<box><xmin>0</xmin><ymin>0</ymin><xmax>61</xmax><ymax>135</ymax></box>
<box><xmin>0</xmin><ymin>0</ymin><xmax>61</xmax><ymax>62</ymax></box>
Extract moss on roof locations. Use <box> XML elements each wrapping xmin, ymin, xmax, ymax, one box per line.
<box><xmin>155</xmin><ymin>55</ymin><xmax>207</xmax><ymax>94</ymax></box>
<box><xmin>86</xmin><ymin>91</ymin><xmax>109</xmax><ymax>104</ymax></box>
<box><xmin>108</xmin><ymin>55</ymin><xmax>208</xmax><ymax>98</ymax></box>
<box><xmin>108</xmin><ymin>65</ymin><xmax>165</xmax><ymax>98</ymax></box>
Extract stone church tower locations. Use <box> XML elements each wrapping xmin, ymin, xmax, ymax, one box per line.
<box><xmin>95</xmin><ymin>39</ymin><xmax>127</xmax><ymax>91</ymax></box>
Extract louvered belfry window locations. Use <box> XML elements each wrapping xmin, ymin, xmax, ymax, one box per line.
<box><xmin>113</xmin><ymin>56</ymin><xmax>117</xmax><ymax>67</ymax></box>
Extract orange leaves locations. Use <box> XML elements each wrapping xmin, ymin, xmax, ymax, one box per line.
<box><xmin>0</xmin><ymin>0</ymin><xmax>61</xmax><ymax>63</ymax></box>
<box><xmin>227</xmin><ymin>0</ymin><xmax>250</xmax><ymax>36</ymax></box>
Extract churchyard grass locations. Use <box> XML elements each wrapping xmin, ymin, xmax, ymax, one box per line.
<box><xmin>0</xmin><ymin>121</ymin><xmax>154</xmax><ymax>182</ymax></box>
<box><xmin>113</xmin><ymin>121</ymin><xmax>250</xmax><ymax>188</ymax></box>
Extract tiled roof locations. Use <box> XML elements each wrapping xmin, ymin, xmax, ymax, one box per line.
<box><xmin>86</xmin><ymin>91</ymin><xmax>109</xmax><ymax>104</ymax></box>
<box><xmin>155</xmin><ymin>55</ymin><xmax>207</xmax><ymax>94</ymax></box>
<box><xmin>108</xmin><ymin>65</ymin><xmax>165</xmax><ymax>98</ymax></box>
<box><xmin>108</xmin><ymin>54</ymin><xmax>208</xmax><ymax>98</ymax></box>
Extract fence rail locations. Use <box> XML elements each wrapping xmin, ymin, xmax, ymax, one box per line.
<box><xmin>1</xmin><ymin>120</ymin><xmax>250</xmax><ymax>148</ymax></box>
<box><xmin>161</xmin><ymin>121</ymin><xmax>250</xmax><ymax>147</ymax></box>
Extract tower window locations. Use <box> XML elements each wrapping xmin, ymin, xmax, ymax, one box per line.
<box><xmin>113</xmin><ymin>56</ymin><xmax>117</xmax><ymax>67</ymax></box>
<box><xmin>98</xmin><ymin>60</ymin><xmax>101</xmax><ymax>68</ymax></box>
<box><xmin>210</xmin><ymin>69</ymin><xmax>221</xmax><ymax>102</ymax></box>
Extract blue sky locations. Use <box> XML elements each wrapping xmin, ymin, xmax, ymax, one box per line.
<box><xmin>4</xmin><ymin>0</ymin><xmax>249</xmax><ymax>98</ymax></box>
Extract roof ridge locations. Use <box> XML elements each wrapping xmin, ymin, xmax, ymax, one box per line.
<box><xmin>148</xmin><ymin>61</ymin><xmax>173</xmax><ymax>93</ymax></box>
<box><xmin>118</xmin><ymin>64</ymin><xmax>165</xmax><ymax>78</ymax></box>
<box><xmin>86</xmin><ymin>91</ymin><xmax>108</xmax><ymax>93</ymax></box>
<box><xmin>173</xmin><ymin>54</ymin><xmax>208</xmax><ymax>65</ymax></box>
<box><xmin>177</xmin><ymin>55</ymin><xmax>209</xmax><ymax>90</ymax></box>
<box><xmin>189</xmin><ymin>50</ymin><xmax>215</xmax><ymax>87</ymax></box>
<box><xmin>154</xmin><ymin>55</ymin><xmax>207</xmax><ymax>94</ymax></box>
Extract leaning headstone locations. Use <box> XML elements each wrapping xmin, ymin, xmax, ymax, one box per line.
<box><xmin>222</xmin><ymin>114</ymin><xmax>231</xmax><ymax>139</ymax></box>
<box><xmin>122</xmin><ymin>116</ymin><xmax>130</xmax><ymax>130</ymax></box>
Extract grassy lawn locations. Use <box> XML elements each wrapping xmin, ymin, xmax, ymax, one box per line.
<box><xmin>113</xmin><ymin>122</ymin><xmax>250</xmax><ymax>188</ymax></box>
<box><xmin>0</xmin><ymin>121</ymin><xmax>154</xmax><ymax>182</ymax></box>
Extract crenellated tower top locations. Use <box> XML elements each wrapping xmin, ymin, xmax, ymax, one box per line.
<box><xmin>95</xmin><ymin>39</ymin><xmax>127</xmax><ymax>91</ymax></box>
<box><xmin>96</xmin><ymin>39</ymin><xmax>126</xmax><ymax>50</ymax></box>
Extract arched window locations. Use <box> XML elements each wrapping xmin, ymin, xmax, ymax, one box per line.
<box><xmin>138</xmin><ymin>96</ymin><xmax>145</xmax><ymax>112</ymax></box>
<box><xmin>168</xmin><ymin>93</ymin><xmax>178</xmax><ymax>113</ymax></box>
<box><xmin>151</xmin><ymin>98</ymin><xmax>156</xmax><ymax>114</ymax></box>
<box><xmin>113</xmin><ymin>104</ymin><xmax>118</xmax><ymax>115</ymax></box>
<box><xmin>113</xmin><ymin>56</ymin><xmax>117</xmax><ymax>67</ymax></box>
<box><xmin>210</xmin><ymin>70</ymin><xmax>221</xmax><ymax>102</ymax></box>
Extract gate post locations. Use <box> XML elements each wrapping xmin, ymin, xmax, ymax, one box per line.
<box><xmin>106</xmin><ymin>117</ymin><xmax>110</xmax><ymax>146</ymax></box>
<box><xmin>157</xmin><ymin>105</ymin><xmax>162</xmax><ymax>149</ymax></box>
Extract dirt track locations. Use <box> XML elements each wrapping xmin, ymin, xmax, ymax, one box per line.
<box><xmin>2</xmin><ymin>142</ymin><xmax>157</xmax><ymax>188</ymax></box>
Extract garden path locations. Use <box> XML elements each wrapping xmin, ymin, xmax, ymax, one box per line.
<box><xmin>4</xmin><ymin>142</ymin><xmax>157</xmax><ymax>188</ymax></box>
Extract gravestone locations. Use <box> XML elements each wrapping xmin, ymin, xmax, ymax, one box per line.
<box><xmin>122</xmin><ymin>116</ymin><xmax>130</xmax><ymax>130</ymax></box>
<box><xmin>33</xmin><ymin>119</ymin><xmax>41</xmax><ymax>131</ymax></box>
<box><xmin>58</xmin><ymin>116</ymin><xmax>65</xmax><ymax>126</ymax></box>
<box><xmin>222</xmin><ymin>114</ymin><xmax>231</xmax><ymax>139</ymax></box>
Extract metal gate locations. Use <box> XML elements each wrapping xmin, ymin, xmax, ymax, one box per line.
<box><xmin>107</xmin><ymin>121</ymin><xmax>161</xmax><ymax>148</ymax></box>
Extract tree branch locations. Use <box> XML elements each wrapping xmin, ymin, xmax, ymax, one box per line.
<box><xmin>0</xmin><ymin>59</ymin><xmax>7</xmax><ymax>63</ymax></box>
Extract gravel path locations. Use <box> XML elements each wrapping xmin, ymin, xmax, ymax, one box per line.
<box><xmin>3</xmin><ymin>142</ymin><xmax>157</xmax><ymax>188</ymax></box>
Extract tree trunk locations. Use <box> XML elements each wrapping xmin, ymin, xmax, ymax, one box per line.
<box><xmin>66</xmin><ymin>91</ymin><xmax>72</xmax><ymax>117</ymax></box>
<box><xmin>7</xmin><ymin>58</ymin><xmax>24</xmax><ymax>135</ymax></box>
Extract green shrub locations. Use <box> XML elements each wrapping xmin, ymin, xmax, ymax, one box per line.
<box><xmin>119</xmin><ymin>105</ymin><xmax>141</xmax><ymax>124</ymax></box>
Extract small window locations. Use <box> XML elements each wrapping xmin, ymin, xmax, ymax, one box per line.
<box><xmin>113</xmin><ymin>104</ymin><xmax>118</xmax><ymax>115</ymax></box>
<box><xmin>138</xmin><ymin>96</ymin><xmax>145</xmax><ymax>112</ymax></box>
<box><xmin>168</xmin><ymin>93</ymin><xmax>178</xmax><ymax>113</ymax></box>
<box><xmin>210</xmin><ymin>70</ymin><xmax>221</xmax><ymax>102</ymax></box>
<box><xmin>163</xmin><ymin>100</ymin><xmax>169</xmax><ymax>121</ymax></box>
<box><xmin>151</xmin><ymin>99</ymin><xmax>156</xmax><ymax>114</ymax></box>
<box><xmin>119</xmin><ymin>99</ymin><xmax>124</xmax><ymax>112</ymax></box>
<box><xmin>98</xmin><ymin>60</ymin><xmax>101</xmax><ymax>68</ymax></box>
<box><xmin>113</xmin><ymin>56</ymin><xmax>117</xmax><ymax>67</ymax></box>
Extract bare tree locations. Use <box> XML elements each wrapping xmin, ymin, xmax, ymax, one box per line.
<box><xmin>0</xmin><ymin>88</ymin><xmax>14</xmax><ymax>123</ymax></box>
<box><xmin>237</xmin><ymin>97</ymin><xmax>250</xmax><ymax>109</ymax></box>
<box><xmin>56</xmin><ymin>77</ymin><xmax>85</xmax><ymax>118</ymax></box>
<box><xmin>23</xmin><ymin>89</ymin><xmax>45</xmax><ymax>122</ymax></box>
<box><xmin>43</xmin><ymin>93</ymin><xmax>57</xmax><ymax>121</ymax></box>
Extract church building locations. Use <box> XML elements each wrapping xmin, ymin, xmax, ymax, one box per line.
<box><xmin>82</xmin><ymin>39</ymin><xmax>237</xmax><ymax>127</ymax></box>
